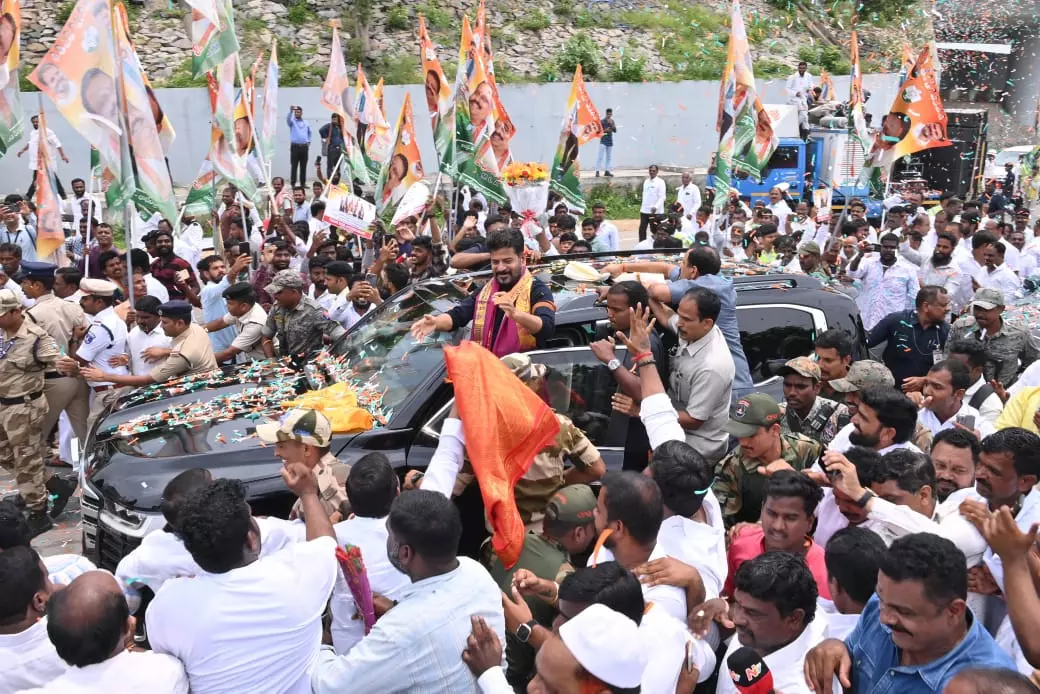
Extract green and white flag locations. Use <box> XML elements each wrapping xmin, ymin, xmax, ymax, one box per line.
<box><xmin>189</xmin><ymin>0</ymin><xmax>239</xmax><ymax>79</ymax></box>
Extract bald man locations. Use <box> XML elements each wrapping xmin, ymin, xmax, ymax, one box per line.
<box><xmin>942</xmin><ymin>668</ymin><xmax>1039</xmax><ymax>694</ymax></box>
<box><xmin>24</xmin><ymin>571</ymin><xmax>188</xmax><ymax>693</ymax></box>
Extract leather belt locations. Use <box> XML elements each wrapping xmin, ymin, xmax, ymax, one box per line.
<box><xmin>92</xmin><ymin>385</ymin><xmax>117</xmax><ymax>393</ymax></box>
<box><xmin>44</xmin><ymin>372</ymin><xmax>63</xmax><ymax>380</ymax></box>
<box><xmin>0</xmin><ymin>390</ymin><xmax>43</xmax><ymax>406</ymax></box>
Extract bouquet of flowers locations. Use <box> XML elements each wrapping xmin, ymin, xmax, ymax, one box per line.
<box><xmin>335</xmin><ymin>543</ymin><xmax>376</xmax><ymax>635</ymax></box>
<box><xmin>501</xmin><ymin>162</ymin><xmax>550</xmax><ymax>243</ymax></box>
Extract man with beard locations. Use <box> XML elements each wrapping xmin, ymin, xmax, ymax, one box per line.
<box><xmin>978</xmin><ymin>241</ymin><xmax>1021</xmax><ymax>301</ymax></box>
<box><xmin>849</xmin><ymin>232</ymin><xmax>919</xmax><ymax>331</ymax></box>
<box><xmin>197</xmin><ymin>254</ymin><xmax>247</xmax><ymax>358</ymax></box>
<box><xmin>408</xmin><ymin>235</ymin><xmax>448</xmax><ymax>283</ymax></box>
<box><xmin>950</xmin><ymin>288</ymin><xmax>1038</xmax><ymax>387</ymax></box>
<box><xmin>305</xmin><ymin>257</ymin><xmax>335</xmax><ymax>311</ymax></box>
<box><xmin>325</xmin><ymin>262</ymin><xmax>375</xmax><ymax>331</ymax></box>
<box><xmin>866</xmin><ymin>285</ymin><xmax>951</xmax><ymax>390</ymax></box>
<box><xmin>776</xmin><ymin>356</ymin><xmax>849</xmax><ymax>447</ymax></box>
<box><xmin>917</xmin><ymin>360</ymin><xmax>987</xmax><ymax>438</ymax></box>
<box><xmin>804</xmin><ymin>534</ymin><xmax>1013</xmax><ymax>694</ymax></box>
<box><xmin>797</xmin><ymin>242</ymin><xmax>830</xmax><ymax>280</ymax></box>
<box><xmin>932</xmin><ymin>427</ymin><xmax>981</xmax><ymax>502</ymax></box>
<box><xmin>814</xmin><ymin>329</ymin><xmax>855</xmax><ymax>404</ymax></box>
<box><xmin>411</xmin><ymin>228</ymin><xmax>556</xmax><ymax>357</ymax></box>
<box><xmin>78</xmin><ymin>222</ymin><xmax>116</xmax><ymax>280</ymax></box>
<box><xmin>844</xmin><ymin>386</ymin><xmax>921</xmax><ymax>453</ymax></box>
<box><xmin>828</xmin><ymin>368</ymin><xmax>933</xmax><ymax>454</ymax></box>
<box><xmin>252</xmin><ymin>241</ymin><xmax>308</xmax><ymax>309</ymax></box>
<box><xmin>947</xmin><ymin>339</ymin><xmax>1005</xmax><ymax>432</ymax></box>
<box><xmin>149</xmin><ymin>230</ymin><xmax>200</xmax><ymax>305</ymax></box>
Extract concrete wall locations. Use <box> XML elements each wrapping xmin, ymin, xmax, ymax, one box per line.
<box><xmin>9</xmin><ymin>73</ymin><xmax>899</xmax><ymax>189</ymax></box>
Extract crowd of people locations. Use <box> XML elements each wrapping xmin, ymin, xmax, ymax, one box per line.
<box><xmin>4</xmin><ymin>121</ymin><xmax>1040</xmax><ymax>694</ymax></box>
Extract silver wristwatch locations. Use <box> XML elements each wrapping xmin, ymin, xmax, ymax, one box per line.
<box><xmin>606</xmin><ymin>358</ymin><xmax>621</xmax><ymax>372</ymax></box>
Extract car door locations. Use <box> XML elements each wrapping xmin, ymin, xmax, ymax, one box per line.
<box><xmin>736</xmin><ymin>303</ymin><xmax>828</xmax><ymax>400</ymax></box>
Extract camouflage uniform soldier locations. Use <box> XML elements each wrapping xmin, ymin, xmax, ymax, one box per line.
<box><xmin>714</xmin><ymin>392</ymin><xmax>822</xmax><ymax>525</ymax></box>
<box><xmin>0</xmin><ymin>288</ymin><xmax>74</xmax><ymax>537</ymax></box>
<box><xmin>828</xmin><ymin>359</ymin><xmax>933</xmax><ymax>452</ymax></box>
<box><xmin>261</xmin><ymin>270</ymin><xmax>348</xmax><ymax>360</ymax></box>
<box><xmin>949</xmin><ymin>287</ymin><xmax>1038</xmax><ymax>387</ymax></box>
<box><xmin>257</xmin><ymin>407</ymin><xmax>350</xmax><ymax>521</ymax></box>
<box><xmin>776</xmin><ymin>356</ymin><xmax>849</xmax><ymax>446</ymax></box>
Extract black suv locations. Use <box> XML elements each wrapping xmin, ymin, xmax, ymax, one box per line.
<box><xmin>79</xmin><ymin>258</ymin><xmax>865</xmax><ymax>570</ymax></box>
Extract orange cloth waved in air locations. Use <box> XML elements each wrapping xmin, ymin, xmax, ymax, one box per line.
<box><xmin>443</xmin><ymin>342</ymin><xmax>560</xmax><ymax>569</ymax></box>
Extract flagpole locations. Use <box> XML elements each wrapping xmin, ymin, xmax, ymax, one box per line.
<box><xmin>106</xmin><ymin>0</ymin><xmax>135</xmax><ymax>310</ymax></box>
<box><xmin>232</xmin><ymin>52</ymin><xmax>275</xmax><ymax>219</ymax></box>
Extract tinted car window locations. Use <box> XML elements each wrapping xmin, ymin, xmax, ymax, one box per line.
<box><xmin>738</xmin><ymin>306</ymin><xmax>817</xmax><ymax>382</ymax></box>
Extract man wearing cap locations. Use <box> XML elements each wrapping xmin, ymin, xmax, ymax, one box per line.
<box><xmin>261</xmin><ymin>269</ymin><xmax>348</xmax><ymax>360</ymax></box>
<box><xmin>149</xmin><ymin>229</ymin><xmax>200</xmax><ymax>304</ymax></box>
<box><xmin>0</xmin><ymin>288</ymin><xmax>65</xmax><ymax>537</ymax></box>
<box><xmin>950</xmin><ymin>287</ymin><xmax>1037</xmax><ymax>387</ymax></box>
<box><xmin>202</xmin><ymin>282</ymin><xmax>268</xmax><ymax>363</ymax></box>
<box><xmin>777</xmin><ymin>356</ymin><xmax>849</xmax><ymax>447</ymax></box>
<box><xmin>487</xmin><ymin>484</ymin><xmax>597</xmax><ymax>687</ymax></box>
<box><xmin>713</xmin><ymin>393</ymin><xmax>822</xmax><ymax>525</ymax></box>
<box><xmin>257</xmin><ymin>408</ymin><xmax>350</xmax><ymax>521</ymax></box>
<box><xmin>867</xmin><ymin>285</ymin><xmax>951</xmax><ymax>390</ymax></box>
<box><xmin>78</xmin><ymin>301</ymin><xmax>217</xmax><ymax>388</ymax></box>
<box><xmin>19</xmin><ymin>261</ymin><xmax>91</xmax><ymax>471</ymax></box>
<box><xmin>56</xmin><ymin>278</ymin><xmax>129</xmax><ymax>433</ymax></box>
<box><xmin>826</xmin><ymin>360</ymin><xmax>933</xmax><ymax>453</ymax></box>
<box><xmin>796</xmin><ymin>241</ymin><xmax>830</xmax><ymax>280</ymax></box>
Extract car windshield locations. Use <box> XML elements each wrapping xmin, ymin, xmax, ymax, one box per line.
<box><xmin>334</xmin><ymin>276</ymin><xmax>471</xmax><ymax>420</ymax></box>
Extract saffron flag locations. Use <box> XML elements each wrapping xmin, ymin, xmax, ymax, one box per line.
<box><xmin>419</xmin><ymin>15</ymin><xmax>455</xmax><ymax>176</ymax></box>
<box><xmin>865</xmin><ymin>46</ymin><xmax>950</xmax><ymax>169</ymax></box>
<box><xmin>114</xmin><ymin>2</ymin><xmax>176</xmax><ymax>223</ymax></box>
<box><xmin>189</xmin><ymin>0</ymin><xmax>238</xmax><ymax>79</ymax></box>
<box><xmin>375</xmin><ymin>93</ymin><xmax>424</xmax><ymax>217</ymax></box>
<box><xmin>259</xmin><ymin>38</ymin><xmax>278</xmax><ymax>165</ymax></box>
<box><xmin>453</xmin><ymin>16</ymin><xmax>506</xmax><ymax>204</ymax></box>
<box><xmin>354</xmin><ymin>64</ymin><xmax>390</xmax><ymax>179</ymax></box>
<box><xmin>374</xmin><ymin>77</ymin><xmax>385</xmax><ymax>113</ymax></box>
<box><xmin>549</xmin><ymin>65</ymin><xmax>602</xmax><ymax>212</ymax></box>
<box><xmin>183</xmin><ymin>155</ymin><xmax>219</xmax><ymax>217</ymax></box>
<box><xmin>898</xmin><ymin>43</ymin><xmax>914</xmax><ymax>84</ymax></box>
<box><xmin>29</xmin><ymin>0</ymin><xmax>132</xmax><ymax>210</ymax></box>
<box><xmin>818</xmin><ymin>70</ymin><xmax>834</xmax><ymax>102</ymax></box>
<box><xmin>0</xmin><ymin>0</ymin><xmax>24</xmax><ymax>156</ymax></box>
<box><xmin>208</xmin><ymin>63</ymin><xmax>257</xmax><ymax>201</ymax></box>
<box><xmin>712</xmin><ymin>0</ymin><xmax>776</xmax><ymax>207</ymax></box>
<box><xmin>476</xmin><ymin>0</ymin><xmax>514</xmax><ymax>170</ymax></box>
<box><xmin>320</xmin><ymin>26</ymin><xmax>368</xmax><ymax>184</ymax></box>
<box><xmin>34</xmin><ymin>109</ymin><xmax>64</xmax><ymax>259</ymax></box>
<box><xmin>443</xmin><ymin>341</ymin><xmax>560</xmax><ymax>570</ymax></box>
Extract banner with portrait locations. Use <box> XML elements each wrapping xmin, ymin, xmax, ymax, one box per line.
<box><xmin>183</xmin><ymin>156</ymin><xmax>219</xmax><ymax>217</ymax></box>
<box><xmin>189</xmin><ymin>0</ymin><xmax>238</xmax><ymax>79</ymax></box>
<box><xmin>354</xmin><ymin>64</ymin><xmax>390</xmax><ymax>180</ymax></box>
<box><xmin>324</xmin><ymin>185</ymin><xmax>376</xmax><ymax>237</ymax></box>
<box><xmin>419</xmin><ymin>16</ymin><xmax>455</xmax><ymax>176</ymax></box>
<box><xmin>864</xmin><ymin>46</ymin><xmax>950</xmax><ymax>170</ymax></box>
<box><xmin>207</xmin><ymin>63</ymin><xmax>257</xmax><ymax>202</ymax></box>
<box><xmin>452</xmin><ymin>16</ymin><xmax>506</xmax><ymax>204</ymax></box>
<box><xmin>476</xmin><ymin>0</ymin><xmax>514</xmax><ymax>170</ymax></box>
<box><xmin>375</xmin><ymin>93</ymin><xmax>424</xmax><ymax>218</ymax></box>
<box><xmin>34</xmin><ymin>109</ymin><xmax>64</xmax><ymax>259</ymax></box>
<box><xmin>549</xmin><ymin>64</ymin><xmax>601</xmax><ymax>212</ymax></box>
<box><xmin>29</xmin><ymin>0</ymin><xmax>131</xmax><ymax>209</ymax></box>
<box><xmin>0</xmin><ymin>0</ymin><xmax>23</xmax><ymax>156</ymax></box>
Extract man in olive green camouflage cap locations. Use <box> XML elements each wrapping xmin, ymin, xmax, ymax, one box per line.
<box><xmin>713</xmin><ymin>392</ymin><xmax>822</xmax><ymax>526</ymax></box>
<box><xmin>776</xmin><ymin>356</ymin><xmax>849</xmax><ymax>446</ymax></box>
<box><xmin>487</xmin><ymin>483</ymin><xmax>598</xmax><ymax>689</ymax></box>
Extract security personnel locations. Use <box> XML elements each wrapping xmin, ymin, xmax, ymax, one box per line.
<box><xmin>18</xmin><ymin>261</ymin><xmax>91</xmax><ymax>469</ymax></box>
<box><xmin>202</xmin><ymin>282</ymin><xmax>268</xmax><ymax>363</ymax></box>
<box><xmin>256</xmin><ymin>408</ymin><xmax>350</xmax><ymax>521</ymax></box>
<box><xmin>79</xmin><ymin>300</ymin><xmax>217</xmax><ymax>387</ymax></box>
<box><xmin>0</xmin><ymin>288</ymin><xmax>75</xmax><ymax>537</ymax></box>
<box><xmin>56</xmin><ymin>278</ymin><xmax>130</xmax><ymax>434</ymax></box>
<box><xmin>713</xmin><ymin>392</ymin><xmax>823</xmax><ymax>526</ymax></box>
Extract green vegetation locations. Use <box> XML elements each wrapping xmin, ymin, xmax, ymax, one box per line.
<box><xmin>157</xmin><ymin>58</ymin><xmax>208</xmax><ymax>89</ymax></box>
<box><xmin>609</xmin><ymin>54</ymin><xmax>647</xmax><ymax>82</ymax></box>
<box><xmin>419</xmin><ymin>4</ymin><xmax>453</xmax><ymax>29</ymax></box>
<box><xmin>372</xmin><ymin>54</ymin><xmax>422</xmax><ymax>84</ymax></box>
<box><xmin>554</xmin><ymin>32</ymin><xmax>602</xmax><ymax>79</ymax></box>
<box><xmin>586</xmin><ymin>182</ymin><xmax>676</xmax><ymax>219</ymax></box>
<box><xmin>240</xmin><ymin>17</ymin><xmax>266</xmax><ymax>34</ymax></box>
<box><xmin>754</xmin><ymin>58</ymin><xmax>789</xmax><ymax>78</ymax></box>
<box><xmin>797</xmin><ymin>45</ymin><xmax>851</xmax><ymax>75</ymax></box>
<box><xmin>55</xmin><ymin>1</ymin><xmax>75</xmax><ymax>25</ymax></box>
<box><xmin>277</xmin><ymin>43</ymin><xmax>327</xmax><ymax>86</ymax></box>
<box><xmin>517</xmin><ymin>11</ymin><xmax>551</xmax><ymax>32</ymax></box>
<box><xmin>286</xmin><ymin>0</ymin><xmax>318</xmax><ymax>26</ymax></box>
<box><xmin>386</xmin><ymin>6</ymin><xmax>410</xmax><ymax>31</ymax></box>
<box><xmin>492</xmin><ymin>62</ymin><xmax>520</xmax><ymax>84</ymax></box>
<box><xmin>346</xmin><ymin>37</ymin><xmax>366</xmax><ymax>65</ymax></box>
<box><xmin>553</xmin><ymin>0</ymin><xmax>576</xmax><ymax>17</ymax></box>
<box><xmin>20</xmin><ymin>72</ymin><xmax>36</xmax><ymax>93</ymax></box>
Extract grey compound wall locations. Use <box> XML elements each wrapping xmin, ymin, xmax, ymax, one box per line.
<box><xmin>6</xmin><ymin>73</ymin><xmax>899</xmax><ymax>189</ymax></box>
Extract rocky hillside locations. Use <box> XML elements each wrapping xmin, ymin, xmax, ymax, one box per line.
<box><xmin>22</xmin><ymin>0</ymin><xmax>934</xmax><ymax>87</ymax></box>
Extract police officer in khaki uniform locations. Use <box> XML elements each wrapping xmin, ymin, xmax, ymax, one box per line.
<box><xmin>18</xmin><ymin>261</ymin><xmax>91</xmax><ymax>465</ymax></box>
<box><xmin>0</xmin><ymin>288</ymin><xmax>76</xmax><ymax>537</ymax></box>
<box><xmin>78</xmin><ymin>300</ymin><xmax>218</xmax><ymax>387</ymax></box>
<box><xmin>257</xmin><ymin>408</ymin><xmax>350</xmax><ymax>521</ymax></box>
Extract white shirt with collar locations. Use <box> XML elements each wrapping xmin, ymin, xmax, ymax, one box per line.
<box><xmin>656</xmin><ymin>512</ymin><xmax>727</xmax><ymax>601</ymax></box>
<box><xmin>308</xmin><ymin>285</ymin><xmax>337</xmax><ymax>312</ymax></box>
<box><xmin>587</xmin><ymin>541</ymin><xmax>688</xmax><ymax>627</ymax></box>
<box><xmin>676</xmin><ymin>183</ymin><xmax>702</xmax><ymax>218</ymax></box>
<box><xmin>19</xmin><ymin>649</ymin><xmax>189</xmax><ymax>694</ymax></box>
<box><xmin>329</xmin><ymin>293</ymin><xmax>375</xmax><ymax>331</ymax></box>
<box><xmin>146</xmin><ymin>535</ymin><xmax>338</xmax><ymax>694</ymax></box>
<box><xmin>917</xmin><ymin>401</ymin><xmax>989</xmax><ymax>439</ymax></box>
<box><xmin>717</xmin><ymin>607</ymin><xmax>829</xmax><ymax>694</ymax></box>
<box><xmin>977</xmin><ymin>262</ymin><xmax>1022</xmax><ymax>300</ymax></box>
<box><xmin>769</xmin><ymin>199</ymin><xmax>793</xmax><ymax>231</ymax></box>
<box><xmin>76</xmin><ymin>306</ymin><xmax>130</xmax><ymax>387</ymax></box>
<box><xmin>127</xmin><ymin>323</ymin><xmax>173</xmax><ymax>377</ymax></box>
<box><xmin>27</xmin><ymin>127</ymin><xmax>61</xmax><ymax>170</ymax></box>
<box><xmin>1018</xmin><ymin>251</ymin><xmax>1038</xmax><ymax>278</ymax></box>
<box><xmin>964</xmin><ymin>377</ymin><xmax>1004</xmax><ymax>431</ymax></box>
<box><xmin>0</xmin><ymin>618</ymin><xmax>67</xmax><ymax>692</ymax></box>
<box><xmin>827</xmin><ymin>422</ymin><xmax>922</xmax><ymax>455</ymax></box>
<box><xmin>984</xmin><ymin>488</ymin><xmax>1040</xmax><ymax>594</ymax></box>
<box><xmin>596</xmin><ymin>220</ymin><xmax>620</xmax><ymax>251</ymax></box>
<box><xmin>818</xmin><ymin>599</ymin><xmax>861</xmax><ymax>641</ymax></box>
<box><xmin>641</xmin><ymin>176</ymin><xmax>667</xmax><ymax>214</ymax></box>
<box><xmin>785</xmin><ymin>71</ymin><xmax>815</xmax><ymax>100</ymax></box>
<box><xmin>143</xmin><ymin>274</ymin><xmax>170</xmax><ymax>303</ymax></box>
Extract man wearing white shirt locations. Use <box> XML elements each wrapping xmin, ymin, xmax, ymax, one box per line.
<box><xmin>767</xmin><ymin>184</ymin><xmax>793</xmax><ymax>233</ymax></box>
<box><xmin>848</xmin><ymin>233</ymin><xmax>919</xmax><ymax>331</ymax></box>
<box><xmin>675</xmin><ymin>171</ymin><xmax>701</xmax><ymax>220</ymax></box>
<box><xmin>827</xmin><ymin>384</ymin><xmax>923</xmax><ymax>456</ymax></box>
<box><xmin>123</xmin><ymin>297</ymin><xmax>173</xmax><ymax>377</ymax></box>
<box><xmin>919</xmin><ymin>231</ymin><xmax>972</xmax><ymax>314</ymax></box>
<box><xmin>786</xmin><ymin>61</ymin><xmax>814</xmax><ymax>104</ymax></box>
<box><xmin>147</xmin><ymin>467</ymin><xmax>339</xmax><ymax>694</ymax></box>
<box><xmin>977</xmin><ymin>241</ymin><xmax>1021</xmax><ymax>300</ymax></box>
<box><xmin>67</xmin><ymin>279</ymin><xmax>130</xmax><ymax>432</ymax></box>
<box><xmin>0</xmin><ymin>546</ymin><xmax>67</xmax><ymax>692</ymax></box>
<box><xmin>948</xmin><ymin>340</ymin><xmax>1004</xmax><ymax>432</ymax></box>
<box><xmin>18</xmin><ymin>114</ymin><xmax>69</xmax><ymax>199</ymax></box>
<box><xmin>24</xmin><ymin>571</ymin><xmax>188</xmax><ymax>694</ymax></box>
<box><xmin>590</xmin><ymin>203</ymin><xmax>619</xmax><ymax>251</ymax></box>
<box><xmin>917</xmin><ymin>360</ymin><xmax>988</xmax><ymax>438</ymax></box>
<box><xmin>1009</xmin><ymin>229</ymin><xmax>1038</xmax><ymax>278</ymax></box>
<box><xmin>328</xmin><ymin>272</ymin><xmax>377</xmax><ymax>331</ymax></box>
<box><xmin>638</xmin><ymin>165</ymin><xmax>667</xmax><ymax>243</ymax></box>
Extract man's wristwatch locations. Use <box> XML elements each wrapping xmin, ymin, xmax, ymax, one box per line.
<box><xmin>855</xmin><ymin>489</ymin><xmax>876</xmax><ymax>508</ymax></box>
<box><xmin>606</xmin><ymin>358</ymin><xmax>621</xmax><ymax>372</ymax></box>
<box><xmin>515</xmin><ymin>620</ymin><xmax>538</xmax><ymax>644</ymax></box>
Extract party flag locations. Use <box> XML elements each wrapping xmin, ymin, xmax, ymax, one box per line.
<box><xmin>549</xmin><ymin>65</ymin><xmax>602</xmax><ymax>212</ymax></box>
<box><xmin>864</xmin><ymin>46</ymin><xmax>950</xmax><ymax>169</ymax></box>
<box><xmin>189</xmin><ymin>0</ymin><xmax>237</xmax><ymax>79</ymax></box>
<box><xmin>29</xmin><ymin>0</ymin><xmax>132</xmax><ymax>210</ymax></box>
<box><xmin>33</xmin><ymin>109</ymin><xmax>64</xmax><ymax>259</ymax></box>
<box><xmin>320</xmin><ymin>26</ymin><xmax>368</xmax><ymax>184</ymax></box>
<box><xmin>452</xmin><ymin>16</ymin><xmax>506</xmax><ymax>204</ymax></box>
<box><xmin>476</xmin><ymin>0</ymin><xmax>514</xmax><ymax>169</ymax></box>
<box><xmin>712</xmin><ymin>0</ymin><xmax>776</xmax><ymax>206</ymax></box>
<box><xmin>0</xmin><ymin>0</ymin><xmax>24</xmax><ymax>156</ymax></box>
<box><xmin>443</xmin><ymin>341</ymin><xmax>560</xmax><ymax>570</ymax></box>
<box><xmin>207</xmin><ymin>63</ymin><xmax>257</xmax><ymax>201</ymax></box>
<box><xmin>374</xmin><ymin>77</ymin><xmax>385</xmax><ymax>112</ymax></box>
<box><xmin>898</xmin><ymin>42</ymin><xmax>914</xmax><ymax>84</ymax></box>
<box><xmin>355</xmin><ymin>64</ymin><xmax>390</xmax><ymax>179</ymax></box>
<box><xmin>259</xmin><ymin>38</ymin><xmax>278</xmax><ymax>165</ymax></box>
<box><xmin>848</xmin><ymin>31</ymin><xmax>869</xmax><ymax>150</ymax></box>
<box><xmin>183</xmin><ymin>155</ymin><xmax>220</xmax><ymax>217</ymax></box>
<box><xmin>375</xmin><ymin>93</ymin><xmax>424</xmax><ymax>217</ymax></box>
<box><xmin>818</xmin><ymin>70</ymin><xmax>834</xmax><ymax>102</ymax></box>
<box><xmin>418</xmin><ymin>15</ymin><xmax>455</xmax><ymax>176</ymax></box>
<box><xmin>114</xmin><ymin>2</ymin><xmax>176</xmax><ymax>223</ymax></box>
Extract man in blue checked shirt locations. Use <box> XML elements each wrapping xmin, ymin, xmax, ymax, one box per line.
<box><xmin>287</xmin><ymin>105</ymin><xmax>312</xmax><ymax>188</ymax></box>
